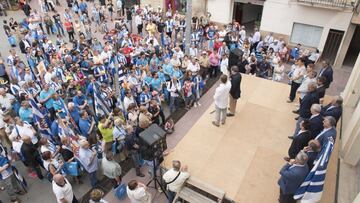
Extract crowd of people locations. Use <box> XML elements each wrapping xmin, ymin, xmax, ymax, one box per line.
<box><xmin>0</xmin><ymin>0</ymin><xmax>342</xmax><ymax>202</ymax></box>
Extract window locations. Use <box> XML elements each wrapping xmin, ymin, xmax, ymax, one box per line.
<box><xmin>290</xmin><ymin>23</ymin><xmax>323</xmax><ymax>48</ymax></box>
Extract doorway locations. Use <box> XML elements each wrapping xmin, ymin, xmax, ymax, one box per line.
<box><xmin>343</xmin><ymin>26</ymin><xmax>360</xmax><ymax>67</ymax></box>
<box><xmin>322</xmin><ymin>29</ymin><xmax>345</xmax><ymax>65</ymax></box>
<box><xmin>165</xmin><ymin>0</ymin><xmax>187</xmax><ymax>14</ymax></box>
<box><xmin>232</xmin><ymin>2</ymin><xmax>263</xmax><ymax>30</ymax></box>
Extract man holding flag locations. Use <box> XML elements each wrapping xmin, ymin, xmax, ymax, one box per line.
<box><xmin>278</xmin><ymin>151</ymin><xmax>309</xmax><ymax>203</ymax></box>
<box><xmin>293</xmin><ymin>135</ymin><xmax>335</xmax><ymax>202</ymax></box>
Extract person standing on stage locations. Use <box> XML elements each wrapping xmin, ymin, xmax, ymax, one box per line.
<box><xmin>212</xmin><ymin>74</ymin><xmax>231</xmax><ymax>127</ymax></box>
<box><xmin>227</xmin><ymin>66</ymin><xmax>242</xmax><ymax>117</ymax></box>
<box><xmin>278</xmin><ymin>151</ymin><xmax>309</xmax><ymax>203</ymax></box>
<box><xmin>163</xmin><ymin>160</ymin><xmax>190</xmax><ymax>203</ymax></box>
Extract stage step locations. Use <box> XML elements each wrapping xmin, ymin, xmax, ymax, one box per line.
<box><xmin>173</xmin><ymin>177</ymin><xmax>225</xmax><ymax>203</ymax></box>
<box><xmin>177</xmin><ymin>187</ymin><xmax>218</xmax><ymax>203</ymax></box>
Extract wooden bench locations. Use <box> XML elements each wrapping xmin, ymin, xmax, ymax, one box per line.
<box><xmin>173</xmin><ymin>176</ymin><xmax>225</xmax><ymax>203</ymax></box>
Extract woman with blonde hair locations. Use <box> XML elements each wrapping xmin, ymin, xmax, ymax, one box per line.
<box><xmin>89</xmin><ymin>188</ymin><xmax>108</xmax><ymax>203</ymax></box>
<box><xmin>138</xmin><ymin>106</ymin><xmax>152</xmax><ymax>130</ymax></box>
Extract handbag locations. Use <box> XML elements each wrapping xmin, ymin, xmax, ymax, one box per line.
<box><xmin>114</xmin><ymin>184</ymin><xmax>127</xmax><ymax>199</ymax></box>
<box><xmin>64</xmin><ymin>162</ymin><xmax>79</xmax><ymax>176</ymax></box>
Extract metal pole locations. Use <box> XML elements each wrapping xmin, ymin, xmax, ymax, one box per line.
<box><xmin>184</xmin><ymin>0</ymin><xmax>192</xmax><ymax>55</ymax></box>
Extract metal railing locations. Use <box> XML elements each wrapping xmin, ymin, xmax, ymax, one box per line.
<box><xmin>297</xmin><ymin>0</ymin><xmax>354</xmax><ymax>8</ymax></box>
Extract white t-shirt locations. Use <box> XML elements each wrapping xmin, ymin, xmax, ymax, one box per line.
<box><xmin>44</xmin><ymin>71</ymin><xmax>56</xmax><ymax>84</ymax></box>
<box><xmin>123</xmin><ymin>96</ymin><xmax>135</xmax><ymax>112</ymax></box>
<box><xmin>10</xmin><ymin>123</ymin><xmax>38</xmax><ymax>144</ymax></box>
<box><xmin>0</xmin><ymin>93</ymin><xmax>15</xmax><ymax>110</ymax></box>
<box><xmin>127</xmin><ymin>186</ymin><xmax>149</xmax><ymax>203</ymax></box>
<box><xmin>163</xmin><ymin>168</ymin><xmax>190</xmax><ymax>192</ymax></box>
<box><xmin>52</xmin><ymin>178</ymin><xmax>74</xmax><ymax>203</ymax></box>
<box><xmin>187</xmin><ymin>62</ymin><xmax>200</xmax><ymax>73</ymax></box>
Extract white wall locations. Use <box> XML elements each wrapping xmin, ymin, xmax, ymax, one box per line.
<box><xmin>260</xmin><ymin>0</ymin><xmax>353</xmax><ymax>51</ymax></box>
<box><xmin>141</xmin><ymin>0</ymin><xmax>206</xmax><ymax>16</ymax></box>
<box><xmin>207</xmin><ymin>0</ymin><xmax>233</xmax><ymax>24</ymax></box>
<box><xmin>141</xmin><ymin>0</ymin><xmax>163</xmax><ymax>9</ymax></box>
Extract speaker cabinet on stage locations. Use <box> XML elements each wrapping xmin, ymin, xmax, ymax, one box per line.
<box><xmin>229</xmin><ymin>48</ymin><xmax>244</xmax><ymax>68</ymax></box>
<box><xmin>139</xmin><ymin>124</ymin><xmax>167</xmax><ymax>161</ymax></box>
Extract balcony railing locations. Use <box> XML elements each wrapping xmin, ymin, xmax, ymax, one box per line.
<box><xmin>297</xmin><ymin>0</ymin><xmax>354</xmax><ymax>9</ymax></box>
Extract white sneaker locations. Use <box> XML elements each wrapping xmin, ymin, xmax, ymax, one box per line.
<box><xmin>194</xmin><ymin>103</ymin><xmax>197</xmax><ymax>107</ymax></box>
<box><xmin>197</xmin><ymin>102</ymin><xmax>201</xmax><ymax>106</ymax></box>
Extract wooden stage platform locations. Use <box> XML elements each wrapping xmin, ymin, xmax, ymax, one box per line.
<box><xmin>164</xmin><ymin>75</ymin><xmax>338</xmax><ymax>203</ymax></box>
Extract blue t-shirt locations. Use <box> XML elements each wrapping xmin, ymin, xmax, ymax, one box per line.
<box><xmin>19</xmin><ymin>107</ymin><xmax>33</xmax><ymax>124</ymax></box>
<box><xmin>69</xmin><ymin>106</ymin><xmax>80</xmax><ymax>125</ymax></box>
<box><xmin>143</xmin><ymin>76</ymin><xmax>153</xmax><ymax>86</ymax></box>
<box><xmin>151</xmin><ymin>78</ymin><xmax>162</xmax><ymax>91</ymax></box>
<box><xmin>79</xmin><ymin>2</ymin><xmax>87</xmax><ymax>11</ymax></box>
<box><xmin>173</xmin><ymin>70</ymin><xmax>183</xmax><ymax>80</ymax></box>
<box><xmin>51</xmin><ymin>120</ymin><xmax>59</xmax><ymax>137</ymax></box>
<box><xmin>158</xmin><ymin>72</ymin><xmax>166</xmax><ymax>83</ymax></box>
<box><xmin>291</xmin><ymin>48</ymin><xmax>299</xmax><ymax>59</ymax></box>
<box><xmin>79</xmin><ymin>118</ymin><xmax>91</xmax><ymax>137</ymax></box>
<box><xmin>163</xmin><ymin>64</ymin><xmax>174</xmax><ymax>76</ymax></box>
<box><xmin>73</xmin><ymin>95</ymin><xmax>86</xmax><ymax>106</ymax></box>
<box><xmin>39</xmin><ymin>89</ymin><xmax>55</xmax><ymax>109</ymax></box>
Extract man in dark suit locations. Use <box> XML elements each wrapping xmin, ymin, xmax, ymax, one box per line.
<box><xmin>290</xmin><ymin>82</ymin><xmax>319</xmax><ymax>139</ymax></box>
<box><xmin>309</xmin><ymin>104</ymin><xmax>324</xmax><ymax>139</ymax></box>
<box><xmin>321</xmin><ymin>96</ymin><xmax>342</xmax><ymax>124</ymax></box>
<box><xmin>316</xmin><ymin>76</ymin><xmax>327</xmax><ymax>104</ymax></box>
<box><xmin>278</xmin><ymin>151</ymin><xmax>309</xmax><ymax>203</ymax></box>
<box><xmin>304</xmin><ymin>139</ymin><xmax>321</xmax><ymax>170</ymax></box>
<box><xmin>318</xmin><ymin>61</ymin><xmax>333</xmax><ymax>89</ymax></box>
<box><xmin>315</xmin><ymin>116</ymin><xmax>337</xmax><ymax>146</ymax></box>
<box><xmin>227</xmin><ymin>66</ymin><xmax>242</xmax><ymax>117</ymax></box>
<box><xmin>286</xmin><ymin>120</ymin><xmax>312</xmax><ymax>160</ymax></box>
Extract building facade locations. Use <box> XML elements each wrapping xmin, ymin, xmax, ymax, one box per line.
<box><xmin>260</xmin><ymin>0</ymin><xmax>360</xmax><ymax>69</ymax></box>
<box><xmin>139</xmin><ymin>0</ymin><xmax>359</xmax><ymax>69</ymax></box>
<box><xmin>338</xmin><ymin>53</ymin><xmax>360</xmax><ymax>203</ymax></box>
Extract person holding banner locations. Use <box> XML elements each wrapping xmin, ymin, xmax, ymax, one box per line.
<box><xmin>278</xmin><ymin>151</ymin><xmax>309</xmax><ymax>203</ymax></box>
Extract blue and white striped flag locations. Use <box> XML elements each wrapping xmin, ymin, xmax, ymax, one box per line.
<box><xmin>28</xmin><ymin>98</ymin><xmax>55</xmax><ymax>142</ymax></box>
<box><xmin>93</xmin><ymin>85</ymin><xmax>111</xmax><ymax>117</ymax></box>
<box><xmin>294</xmin><ymin>139</ymin><xmax>334</xmax><ymax>202</ymax></box>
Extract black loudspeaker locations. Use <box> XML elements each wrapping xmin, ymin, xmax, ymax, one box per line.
<box><xmin>229</xmin><ymin>48</ymin><xmax>244</xmax><ymax>68</ymax></box>
<box><xmin>139</xmin><ymin>124</ymin><xmax>167</xmax><ymax>161</ymax></box>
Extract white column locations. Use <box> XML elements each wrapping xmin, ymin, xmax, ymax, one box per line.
<box><xmin>342</xmin><ymin>53</ymin><xmax>360</xmax><ymax>109</ymax></box>
<box><xmin>340</xmin><ymin>54</ymin><xmax>360</xmax><ymax>166</ymax></box>
<box><xmin>341</xmin><ymin>100</ymin><xmax>360</xmax><ymax>166</ymax></box>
